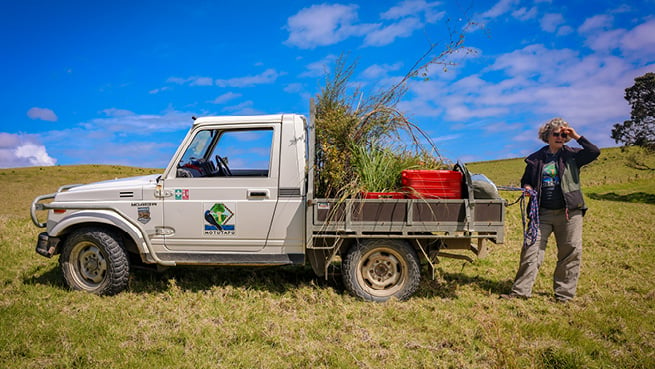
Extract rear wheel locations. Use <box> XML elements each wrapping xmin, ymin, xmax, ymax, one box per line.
<box><xmin>342</xmin><ymin>239</ymin><xmax>420</xmax><ymax>302</ymax></box>
<box><xmin>60</xmin><ymin>228</ymin><xmax>130</xmax><ymax>295</ymax></box>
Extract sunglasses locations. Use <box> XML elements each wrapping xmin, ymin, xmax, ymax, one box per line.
<box><xmin>552</xmin><ymin>132</ymin><xmax>568</xmax><ymax>138</ymax></box>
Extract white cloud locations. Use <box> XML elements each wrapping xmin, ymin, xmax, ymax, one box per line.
<box><xmin>190</xmin><ymin>77</ymin><xmax>214</xmax><ymax>86</ymax></box>
<box><xmin>364</xmin><ymin>17</ymin><xmax>423</xmax><ymax>46</ymax></box>
<box><xmin>33</xmin><ymin>110</ymin><xmax>197</xmax><ymax>168</ymax></box>
<box><xmin>165</xmin><ymin>69</ymin><xmax>282</xmax><ymax>90</ymax></box>
<box><xmin>430</xmin><ymin>133</ymin><xmax>462</xmax><ymax>143</ymax></box>
<box><xmin>620</xmin><ymin>18</ymin><xmax>655</xmax><ymax>54</ymax></box>
<box><xmin>584</xmin><ymin>29</ymin><xmax>626</xmax><ymax>53</ymax></box>
<box><xmin>83</xmin><ymin>110</ymin><xmax>193</xmax><ymax>133</ymax></box>
<box><xmin>381</xmin><ymin>0</ymin><xmax>444</xmax><ymax>23</ymax></box>
<box><xmin>479</xmin><ymin>0</ymin><xmax>521</xmax><ymax>21</ymax></box>
<box><xmin>0</xmin><ymin>133</ymin><xmax>56</xmax><ymax>168</ymax></box>
<box><xmin>361</xmin><ymin>63</ymin><xmax>404</xmax><ymax>80</ymax></box>
<box><xmin>556</xmin><ymin>25</ymin><xmax>574</xmax><ymax>36</ymax></box>
<box><xmin>284</xmin><ymin>4</ymin><xmax>375</xmax><ymax>49</ymax></box>
<box><xmin>222</xmin><ymin>101</ymin><xmax>261</xmax><ymax>115</ymax></box>
<box><xmin>540</xmin><ymin>13</ymin><xmax>565</xmax><ymax>33</ymax></box>
<box><xmin>149</xmin><ymin>86</ymin><xmax>171</xmax><ymax>94</ymax></box>
<box><xmin>300</xmin><ymin>55</ymin><xmax>337</xmax><ymax>78</ymax></box>
<box><xmin>398</xmin><ymin>17</ymin><xmax>654</xmax><ymax>153</ymax></box>
<box><xmin>488</xmin><ymin>44</ymin><xmax>579</xmax><ymax>78</ymax></box>
<box><xmin>512</xmin><ymin>7</ymin><xmax>538</xmax><ymax>21</ymax></box>
<box><xmin>27</xmin><ymin>107</ymin><xmax>58</xmax><ymax>122</ymax></box>
<box><xmin>215</xmin><ymin>69</ymin><xmax>281</xmax><ymax>87</ymax></box>
<box><xmin>210</xmin><ymin>92</ymin><xmax>242</xmax><ymax>104</ymax></box>
<box><xmin>14</xmin><ymin>144</ymin><xmax>57</xmax><ymax>166</ymax></box>
<box><xmin>578</xmin><ymin>14</ymin><xmax>614</xmax><ymax>34</ymax></box>
<box><xmin>580</xmin><ymin>17</ymin><xmax>655</xmax><ymax>57</ymax></box>
<box><xmin>283</xmin><ymin>83</ymin><xmax>304</xmax><ymax>93</ymax></box>
<box><xmin>166</xmin><ymin>76</ymin><xmax>214</xmax><ymax>86</ymax></box>
<box><xmin>285</xmin><ymin>2</ymin><xmax>443</xmax><ymax>49</ymax></box>
<box><xmin>102</xmin><ymin>108</ymin><xmax>135</xmax><ymax>117</ymax></box>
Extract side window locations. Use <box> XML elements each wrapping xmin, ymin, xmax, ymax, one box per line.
<box><xmin>211</xmin><ymin>129</ymin><xmax>273</xmax><ymax>177</ymax></box>
<box><xmin>176</xmin><ymin>128</ymin><xmax>274</xmax><ymax>178</ymax></box>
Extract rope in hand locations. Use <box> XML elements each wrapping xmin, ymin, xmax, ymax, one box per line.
<box><xmin>497</xmin><ymin>186</ymin><xmax>539</xmax><ymax>248</ymax></box>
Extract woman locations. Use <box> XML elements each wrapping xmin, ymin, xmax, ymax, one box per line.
<box><xmin>502</xmin><ymin>118</ymin><xmax>600</xmax><ymax>303</ymax></box>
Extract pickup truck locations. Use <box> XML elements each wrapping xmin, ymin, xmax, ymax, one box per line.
<box><xmin>31</xmin><ymin>113</ymin><xmax>505</xmax><ymax>301</ymax></box>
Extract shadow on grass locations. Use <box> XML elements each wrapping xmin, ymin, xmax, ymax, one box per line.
<box><xmin>128</xmin><ymin>264</ymin><xmax>337</xmax><ymax>295</ymax></box>
<box><xmin>22</xmin><ymin>264</ymin><xmax>67</xmax><ymax>289</ymax></box>
<box><xmin>587</xmin><ymin>191</ymin><xmax>655</xmax><ymax>204</ymax></box>
<box><xmin>414</xmin><ymin>268</ymin><xmax>513</xmax><ymax>299</ymax></box>
<box><xmin>23</xmin><ymin>262</ymin><xmax>339</xmax><ymax>296</ymax></box>
<box><xmin>24</xmin><ymin>261</ymin><xmax>510</xmax><ymax>300</ymax></box>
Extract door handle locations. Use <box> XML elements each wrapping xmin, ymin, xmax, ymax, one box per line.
<box><xmin>248</xmin><ymin>190</ymin><xmax>269</xmax><ymax>198</ymax></box>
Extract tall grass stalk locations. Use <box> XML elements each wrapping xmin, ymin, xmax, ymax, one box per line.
<box><xmin>351</xmin><ymin>145</ymin><xmax>442</xmax><ymax>193</ymax></box>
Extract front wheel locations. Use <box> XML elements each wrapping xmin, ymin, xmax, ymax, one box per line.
<box><xmin>342</xmin><ymin>239</ymin><xmax>421</xmax><ymax>302</ymax></box>
<box><xmin>59</xmin><ymin>227</ymin><xmax>130</xmax><ymax>295</ymax></box>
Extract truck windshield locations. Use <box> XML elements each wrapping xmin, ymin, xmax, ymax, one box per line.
<box><xmin>179</xmin><ymin>130</ymin><xmax>213</xmax><ymax>164</ymax></box>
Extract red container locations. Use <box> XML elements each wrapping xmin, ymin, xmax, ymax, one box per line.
<box><xmin>362</xmin><ymin>192</ymin><xmax>406</xmax><ymax>199</ymax></box>
<box><xmin>402</xmin><ymin>170</ymin><xmax>463</xmax><ymax>199</ymax></box>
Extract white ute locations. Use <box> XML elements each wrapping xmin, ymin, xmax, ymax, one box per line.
<box><xmin>31</xmin><ymin>113</ymin><xmax>505</xmax><ymax>301</ymax></box>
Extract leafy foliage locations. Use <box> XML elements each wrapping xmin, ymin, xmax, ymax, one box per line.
<box><xmin>611</xmin><ymin>72</ymin><xmax>655</xmax><ymax>152</ymax></box>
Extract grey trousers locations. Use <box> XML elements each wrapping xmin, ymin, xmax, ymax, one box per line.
<box><xmin>510</xmin><ymin>208</ymin><xmax>583</xmax><ymax>301</ymax></box>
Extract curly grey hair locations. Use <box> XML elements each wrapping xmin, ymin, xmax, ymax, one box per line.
<box><xmin>538</xmin><ymin>117</ymin><xmax>569</xmax><ymax>143</ymax></box>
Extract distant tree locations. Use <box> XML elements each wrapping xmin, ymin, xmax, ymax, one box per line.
<box><xmin>611</xmin><ymin>72</ymin><xmax>655</xmax><ymax>152</ymax></box>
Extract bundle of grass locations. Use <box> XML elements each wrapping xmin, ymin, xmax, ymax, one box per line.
<box><xmin>313</xmin><ymin>38</ymin><xmax>472</xmax><ymax>198</ymax></box>
<box><xmin>350</xmin><ymin>145</ymin><xmax>443</xmax><ymax>195</ymax></box>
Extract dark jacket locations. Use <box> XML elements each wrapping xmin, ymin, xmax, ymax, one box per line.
<box><xmin>521</xmin><ymin>136</ymin><xmax>600</xmax><ymax>211</ymax></box>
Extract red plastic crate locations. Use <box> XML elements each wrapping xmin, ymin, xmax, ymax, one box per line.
<box><xmin>402</xmin><ymin>170</ymin><xmax>463</xmax><ymax>199</ymax></box>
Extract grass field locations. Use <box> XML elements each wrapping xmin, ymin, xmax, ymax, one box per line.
<box><xmin>1</xmin><ymin>148</ymin><xmax>654</xmax><ymax>368</ymax></box>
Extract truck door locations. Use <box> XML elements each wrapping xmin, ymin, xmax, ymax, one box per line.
<box><xmin>161</xmin><ymin>123</ymin><xmax>280</xmax><ymax>252</ymax></box>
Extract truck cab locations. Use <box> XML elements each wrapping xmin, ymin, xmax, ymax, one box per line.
<box><xmin>154</xmin><ymin>114</ymin><xmax>308</xmax><ymax>264</ymax></box>
<box><xmin>32</xmin><ymin>114</ymin><xmax>310</xmax><ymax>294</ymax></box>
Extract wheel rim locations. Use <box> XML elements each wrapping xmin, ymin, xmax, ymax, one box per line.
<box><xmin>70</xmin><ymin>241</ymin><xmax>108</xmax><ymax>287</ymax></box>
<box><xmin>356</xmin><ymin>247</ymin><xmax>407</xmax><ymax>297</ymax></box>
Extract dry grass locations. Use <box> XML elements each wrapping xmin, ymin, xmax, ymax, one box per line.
<box><xmin>1</xmin><ymin>150</ymin><xmax>654</xmax><ymax>368</ymax></box>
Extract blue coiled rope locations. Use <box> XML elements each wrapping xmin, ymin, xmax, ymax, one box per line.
<box><xmin>498</xmin><ymin>186</ymin><xmax>539</xmax><ymax>248</ymax></box>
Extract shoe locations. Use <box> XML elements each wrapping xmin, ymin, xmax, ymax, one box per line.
<box><xmin>499</xmin><ymin>293</ymin><xmax>528</xmax><ymax>300</ymax></box>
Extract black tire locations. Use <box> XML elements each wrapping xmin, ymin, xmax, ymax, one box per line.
<box><xmin>59</xmin><ymin>227</ymin><xmax>130</xmax><ymax>295</ymax></box>
<box><xmin>342</xmin><ymin>239</ymin><xmax>421</xmax><ymax>302</ymax></box>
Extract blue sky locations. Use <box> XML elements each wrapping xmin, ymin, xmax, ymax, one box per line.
<box><xmin>1</xmin><ymin>0</ymin><xmax>654</xmax><ymax>168</ymax></box>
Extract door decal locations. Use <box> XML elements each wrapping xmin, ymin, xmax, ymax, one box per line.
<box><xmin>175</xmin><ymin>189</ymin><xmax>190</xmax><ymax>200</ymax></box>
<box><xmin>204</xmin><ymin>202</ymin><xmax>236</xmax><ymax>236</ymax></box>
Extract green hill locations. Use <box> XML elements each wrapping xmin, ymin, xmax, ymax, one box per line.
<box><xmin>1</xmin><ymin>148</ymin><xmax>654</xmax><ymax>369</ymax></box>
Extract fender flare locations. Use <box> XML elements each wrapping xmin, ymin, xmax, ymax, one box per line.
<box><xmin>51</xmin><ymin>210</ymin><xmax>148</xmax><ymax>254</ymax></box>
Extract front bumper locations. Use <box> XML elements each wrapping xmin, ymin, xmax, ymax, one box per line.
<box><xmin>36</xmin><ymin>232</ymin><xmax>60</xmax><ymax>258</ymax></box>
